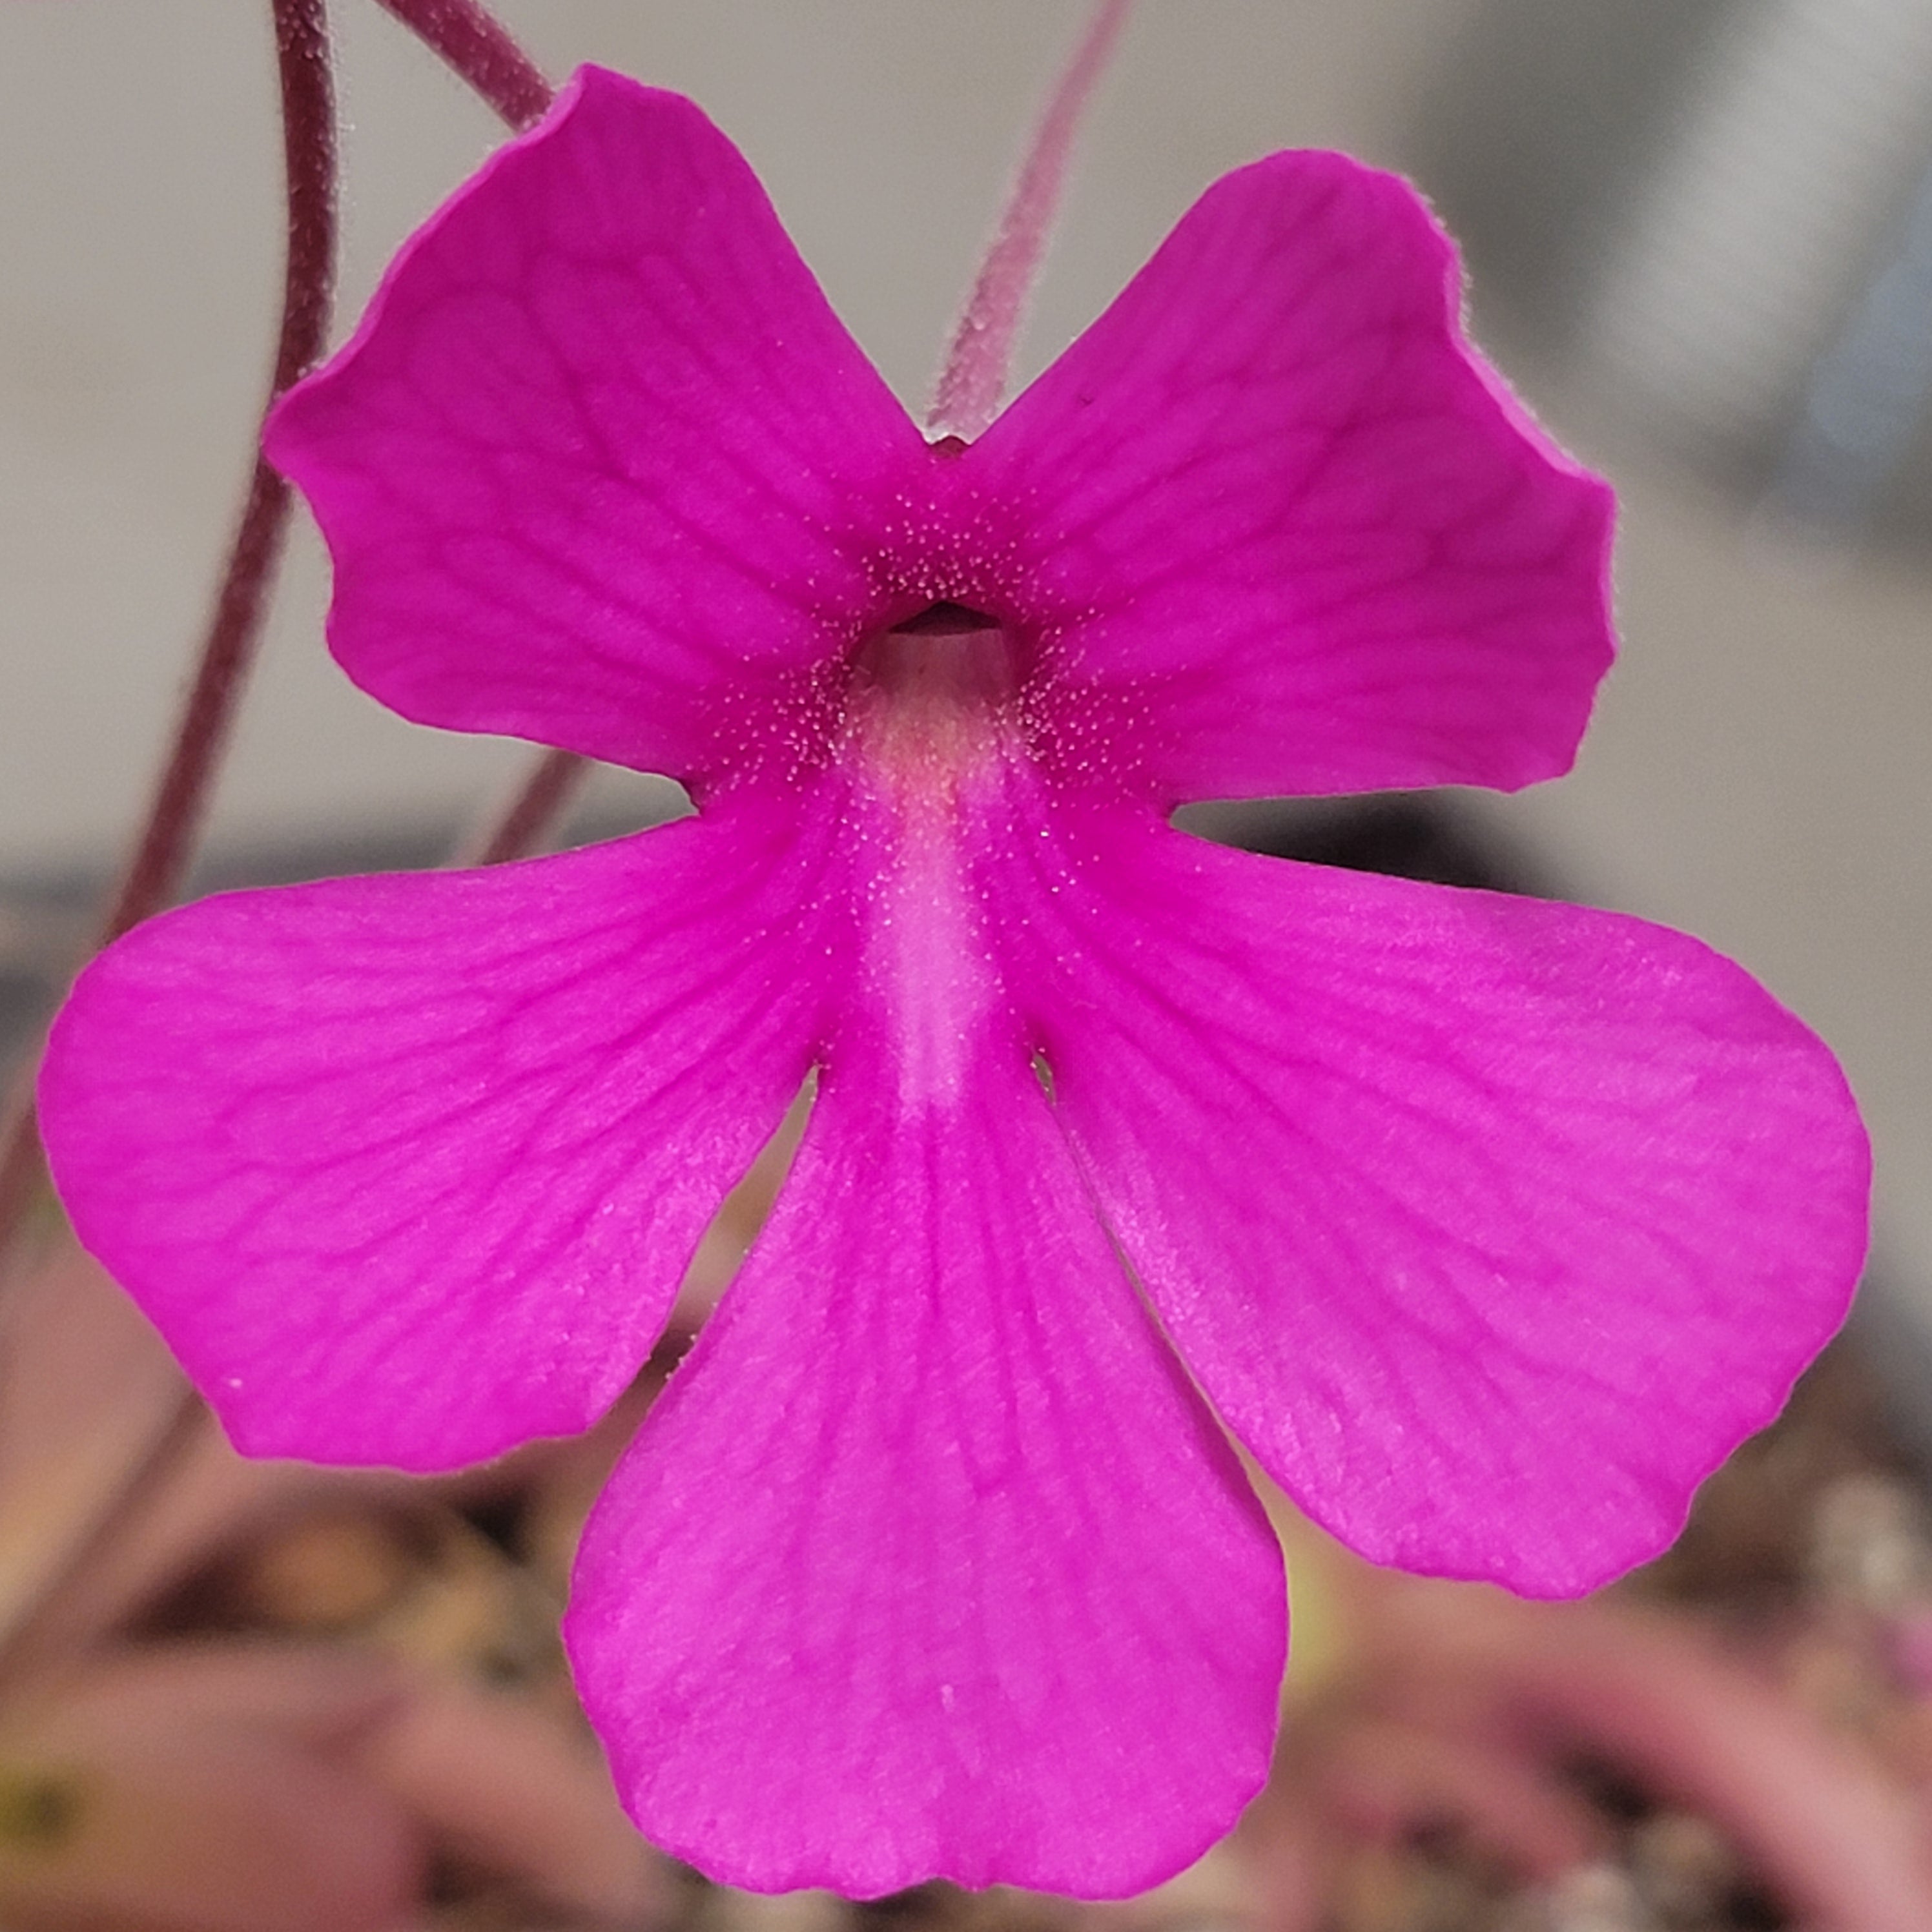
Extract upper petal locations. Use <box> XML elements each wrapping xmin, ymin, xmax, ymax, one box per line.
<box><xmin>39</xmin><ymin>797</ymin><xmax>846</xmax><ymax>1470</ymax></box>
<box><xmin>994</xmin><ymin>811</ymin><xmax>1869</xmax><ymax>1593</ymax></box>
<box><xmin>566</xmin><ymin>1022</ymin><xmax>1284</xmax><ymax>1898</ymax></box>
<box><xmin>970</xmin><ymin>152</ymin><xmax>1614</xmax><ymax>805</ymax></box>
<box><xmin>265</xmin><ymin>67</ymin><xmax>927</xmax><ymax>787</ymax></box>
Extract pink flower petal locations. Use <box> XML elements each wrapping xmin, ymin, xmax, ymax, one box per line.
<box><xmin>994</xmin><ymin>810</ymin><xmax>1868</xmax><ymax>1594</ymax></box>
<box><xmin>566</xmin><ymin>1025</ymin><xmax>1284</xmax><ymax>1899</ymax></box>
<box><xmin>970</xmin><ymin>152</ymin><xmax>1614</xmax><ymax>805</ymax></box>
<box><xmin>264</xmin><ymin>67</ymin><xmax>925</xmax><ymax>788</ymax></box>
<box><xmin>39</xmin><ymin>803</ymin><xmax>847</xmax><ymax>1470</ymax></box>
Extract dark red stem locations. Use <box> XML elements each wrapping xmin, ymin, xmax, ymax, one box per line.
<box><xmin>371</xmin><ymin>0</ymin><xmax>553</xmax><ymax>131</ymax></box>
<box><xmin>107</xmin><ymin>0</ymin><xmax>336</xmax><ymax>949</ymax></box>
<box><xmin>0</xmin><ymin>0</ymin><xmax>338</xmax><ymax>1257</ymax></box>
<box><xmin>457</xmin><ymin>746</ymin><xmax>588</xmax><ymax>867</ymax></box>
<box><xmin>0</xmin><ymin>0</ymin><xmax>563</xmax><ymax>1692</ymax></box>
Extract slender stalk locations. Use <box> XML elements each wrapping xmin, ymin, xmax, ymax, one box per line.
<box><xmin>371</xmin><ymin>0</ymin><xmax>553</xmax><ymax>132</ymax></box>
<box><xmin>0</xmin><ymin>0</ymin><xmax>558</xmax><ymax>1691</ymax></box>
<box><xmin>0</xmin><ymin>0</ymin><xmax>338</xmax><ymax>1259</ymax></box>
<box><xmin>454</xmin><ymin>746</ymin><xmax>588</xmax><ymax>868</ymax></box>
<box><xmin>110</xmin><ymin>2</ymin><xmax>337</xmax><ymax>950</ymax></box>
<box><xmin>927</xmin><ymin>0</ymin><xmax>1133</xmax><ymax>440</ymax></box>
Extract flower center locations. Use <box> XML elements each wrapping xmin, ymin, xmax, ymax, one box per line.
<box><xmin>839</xmin><ymin>601</ymin><xmax>1029</xmax><ymax>1105</ymax></box>
<box><xmin>856</xmin><ymin>601</ymin><xmax>1015</xmax><ymax>702</ymax></box>
<box><xmin>843</xmin><ymin>601</ymin><xmax>1022</xmax><ymax>801</ymax></box>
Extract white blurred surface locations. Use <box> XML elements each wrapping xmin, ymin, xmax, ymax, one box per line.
<box><xmin>3</xmin><ymin>3</ymin><xmax>1929</xmax><ymax>1338</ymax></box>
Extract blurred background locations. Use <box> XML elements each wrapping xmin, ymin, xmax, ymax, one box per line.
<box><xmin>3</xmin><ymin>5</ymin><xmax>1932</xmax><ymax>1929</ymax></box>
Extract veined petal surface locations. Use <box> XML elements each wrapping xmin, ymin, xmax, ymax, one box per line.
<box><xmin>971</xmin><ymin>152</ymin><xmax>1614</xmax><ymax>805</ymax></box>
<box><xmin>265</xmin><ymin>67</ymin><xmax>927</xmax><ymax>788</ymax></box>
<box><xmin>994</xmin><ymin>812</ymin><xmax>1869</xmax><ymax>1592</ymax></box>
<box><xmin>567</xmin><ymin>990</ymin><xmax>1283</xmax><ymax>1899</ymax></box>
<box><xmin>39</xmin><ymin>802</ymin><xmax>847</xmax><ymax>1470</ymax></box>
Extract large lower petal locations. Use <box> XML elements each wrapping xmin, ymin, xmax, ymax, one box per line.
<box><xmin>566</xmin><ymin>1025</ymin><xmax>1284</xmax><ymax>1898</ymax></box>
<box><xmin>969</xmin><ymin>152</ymin><xmax>1613</xmax><ymax>804</ymax></box>
<box><xmin>265</xmin><ymin>68</ymin><xmax>925</xmax><ymax>786</ymax></box>
<box><xmin>39</xmin><ymin>800</ymin><xmax>843</xmax><ymax>1470</ymax></box>
<box><xmin>995</xmin><ymin>813</ymin><xmax>1868</xmax><ymax>1593</ymax></box>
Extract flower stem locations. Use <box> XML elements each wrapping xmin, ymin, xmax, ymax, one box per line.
<box><xmin>370</xmin><ymin>0</ymin><xmax>553</xmax><ymax>132</ymax></box>
<box><xmin>454</xmin><ymin>746</ymin><xmax>588</xmax><ymax>867</ymax></box>
<box><xmin>927</xmin><ymin>0</ymin><xmax>1133</xmax><ymax>440</ymax></box>
<box><xmin>110</xmin><ymin>0</ymin><xmax>337</xmax><ymax>948</ymax></box>
<box><xmin>0</xmin><ymin>0</ymin><xmax>560</xmax><ymax>1694</ymax></box>
<box><xmin>0</xmin><ymin>0</ymin><xmax>338</xmax><ymax>1262</ymax></box>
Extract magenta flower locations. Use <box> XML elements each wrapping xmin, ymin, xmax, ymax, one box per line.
<box><xmin>40</xmin><ymin>68</ymin><xmax>1867</xmax><ymax>1899</ymax></box>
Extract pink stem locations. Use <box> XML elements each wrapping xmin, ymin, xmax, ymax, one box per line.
<box><xmin>369</xmin><ymin>0</ymin><xmax>553</xmax><ymax>131</ymax></box>
<box><xmin>927</xmin><ymin>0</ymin><xmax>1133</xmax><ymax>440</ymax></box>
<box><xmin>0</xmin><ymin>0</ymin><xmax>338</xmax><ymax>1259</ymax></box>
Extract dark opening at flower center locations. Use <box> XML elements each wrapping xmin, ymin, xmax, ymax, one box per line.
<box><xmin>890</xmin><ymin>601</ymin><xmax>999</xmax><ymax>637</ymax></box>
<box><xmin>852</xmin><ymin>601</ymin><xmax>1019</xmax><ymax>710</ymax></box>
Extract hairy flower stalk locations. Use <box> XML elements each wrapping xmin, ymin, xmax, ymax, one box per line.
<box><xmin>929</xmin><ymin>0</ymin><xmax>1133</xmax><ymax>438</ymax></box>
<box><xmin>36</xmin><ymin>35</ymin><xmax>1869</xmax><ymax>1909</ymax></box>
<box><xmin>0</xmin><ymin>0</ymin><xmax>337</xmax><ymax>1703</ymax></box>
<box><xmin>373</xmin><ymin>0</ymin><xmax>553</xmax><ymax>133</ymax></box>
<box><xmin>0</xmin><ymin>0</ymin><xmax>570</xmax><ymax>1270</ymax></box>
<box><xmin>0</xmin><ymin>0</ymin><xmax>338</xmax><ymax>1262</ymax></box>
<box><xmin>0</xmin><ymin>0</ymin><xmax>559</xmax><ymax>1703</ymax></box>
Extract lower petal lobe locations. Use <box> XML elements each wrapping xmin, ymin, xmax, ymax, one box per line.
<box><xmin>566</xmin><ymin>1022</ymin><xmax>1283</xmax><ymax>1899</ymax></box>
<box><xmin>39</xmin><ymin>801</ymin><xmax>841</xmax><ymax>1471</ymax></box>
<box><xmin>998</xmin><ymin>812</ymin><xmax>1869</xmax><ymax>1594</ymax></box>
